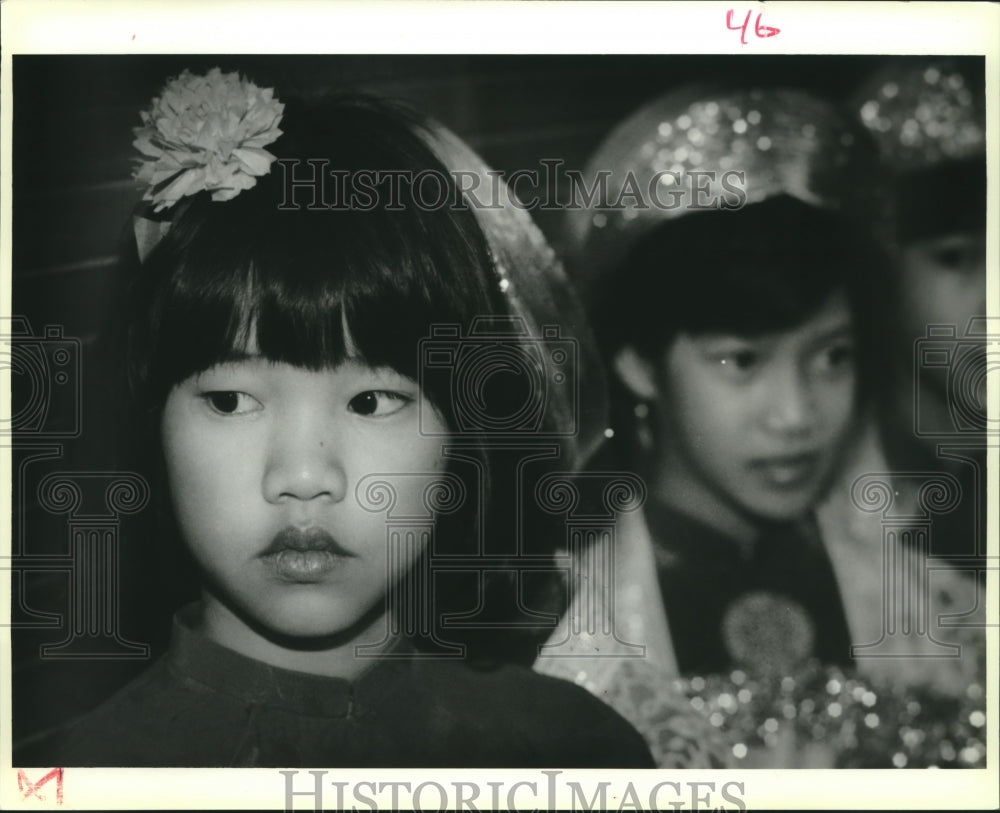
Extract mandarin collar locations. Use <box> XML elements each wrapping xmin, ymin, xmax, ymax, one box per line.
<box><xmin>166</xmin><ymin>604</ymin><xmax>413</xmax><ymax>719</ymax></box>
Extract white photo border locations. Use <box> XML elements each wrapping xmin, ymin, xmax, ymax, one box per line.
<box><xmin>1</xmin><ymin>1</ymin><xmax>997</xmax><ymax>810</ymax></box>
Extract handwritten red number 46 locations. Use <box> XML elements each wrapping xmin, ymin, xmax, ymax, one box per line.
<box><xmin>727</xmin><ymin>9</ymin><xmax>780</xmax><ymax>44</ymax></box>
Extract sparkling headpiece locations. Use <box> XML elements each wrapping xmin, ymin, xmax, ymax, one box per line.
<box><xmin>566</xmin><ymin>86</ymin><xmax>883</xmax><ymax>298</ymax></box>
<box><xmin>426</xmin><ymin>123</ymin><xmax>608</xmax><ymax>469</ymax></box>
<box><xmin>851</xmin><ymin>59</ymin><xmax>986</xmax><ymax>241</ymax></box>
<box><xmin>853</xmin><ymin>59</ymin><xmax>985</xmax><ymax>173</ymax></box>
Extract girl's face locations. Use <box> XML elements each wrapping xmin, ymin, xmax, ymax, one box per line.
<box><xmin>898</xmin><ymin>230</ymin><xmax>987</xmax><ymax>349</ymax></box>
<box><xmin>655</xmin><ymin>292</ymin><xmax>857</xmax><ymax>540</ymax></box>
<box><xmin>160</xmin><ymin>355</ymin><xmax>450</xmax><ymax>659</ymax></box>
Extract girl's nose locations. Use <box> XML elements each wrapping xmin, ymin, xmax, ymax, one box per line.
<box><xmin>762</xmin><ymin>366</ymin><xmax>816</xmax><ymax>435</ymax></box>
<box><xmin>262</xmin><ymin>424</ymin><xmax>348</xmax><ymax>505</ymax></box>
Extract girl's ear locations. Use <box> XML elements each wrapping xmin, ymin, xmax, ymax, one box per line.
<box><xmin>612</xmin><ymin>346</ymin><xmax>659</xmax><ymax>401</ymax></box>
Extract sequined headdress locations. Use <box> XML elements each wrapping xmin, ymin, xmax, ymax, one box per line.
<box><xmin>851</xmin><ymin>59</ymin><xmax>986</xmax><ymax>241</ymax></box>
<box><xmin>566</xmin><ymin>85</ymin><xmax>884</xmax><ymax>300</ymax></box>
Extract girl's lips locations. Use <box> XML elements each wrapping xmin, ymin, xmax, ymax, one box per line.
<box><xmin>263</xmin><ymin>549</ymin><xmax>347</xmax><ymax>583</ymax></box>
<box><xmin>259</xmin><ymin>526</ymin><xmax>355</xmax><ymax>583</ymax></box>
<box><xmin>749</xmin><ymin>452</ymin><xmax>822</xmax><ymax>487</ymax></box>
<box><xmin>260</xmin><ymin>526</ymin><xmax>355</xmax><ymax>557</ymax></box>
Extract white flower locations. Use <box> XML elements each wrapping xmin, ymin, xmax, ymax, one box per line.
<box><xmin>133</xmin><ymin>68</ymin><xmax>284</xmax><ymax>212</ymax></box>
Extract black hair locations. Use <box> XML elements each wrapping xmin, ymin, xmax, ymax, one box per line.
<box><xmin>128</xmin><ymin>95</ymin><xmax>505</xmax><ymax>421</ymax></box>
<box><xmin>894</xmin><ymin>157</ymin><xmax>986</xmax><ymax>243</ymax></box>
<box><xmin>586</xmin><ymin>195</ymin><xmax>888</xmax><ymax>471</ymax></box>
<box><xmin>592</xmin><ymin>195</ymin><xmax>884</xmax><ymax>385</ymax></box>
<box><xmin>115</xmin><ymin>94</ymin><xmax>560</xmax><ymax>661</ymax></box>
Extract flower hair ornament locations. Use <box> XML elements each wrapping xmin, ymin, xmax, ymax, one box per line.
<box><xmin>132</xmin><ymin>68</ymin><xmax>284</xmax><ymax>260</ymax></box>
<box><xmin>129</xmin><ymin>68</ymin><xmax>607</xmax><ymax>471</ymax></box>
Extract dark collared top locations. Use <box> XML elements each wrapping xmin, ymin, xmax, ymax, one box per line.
<box><xmin>649</xmin><ymin>503</ymin><xmax>853</xmax><ymax>676</ymax></box>
<box><xmin>26</xmin><ymin>604</ymin><xmax>654</xmax><ymax>768</ymax></box>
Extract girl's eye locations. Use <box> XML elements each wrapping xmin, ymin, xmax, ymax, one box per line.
<box><xmin>928</xmin><ymin>239</ymin><xmax>983</xmax><ymax>274</ymax></box>
<box><xmin>814</xmin><ymin>342</ymin><xmax>855</xmax><ymax>374</ymax></box>
<box><xmin>717</xmin><ymin>349</ymin><xmax>758</xmax><ymax>373</ymax></box>
<box><xmin>348</xmin><ymin>390</ymin><xmax>412</xmax><ymax>417</ymax></box>
<box><xmin>932</xmin><ymin>247</ymin><xmax>972</xmax><ymax>271</ymax></box>
<box><xmin>203</xmin><ymin>391</ymin><xmax>262</xmax><ymax>416</ymax></box>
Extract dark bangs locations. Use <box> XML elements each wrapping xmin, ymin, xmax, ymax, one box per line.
<box><xmin>593</xmin><ymin>195</ymin><xmax>883</xmax><ymax>357</ymax></box>
<box><xmin>126</xmin><ymin>96</ymin><xmax>503</xmax><ymax>415</ymax></box>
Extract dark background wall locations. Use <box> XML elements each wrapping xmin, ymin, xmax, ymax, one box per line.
<box><xmin>9</xmin><ymin>53</ymin><xmax>964</xmax><ymax>747</ymax></box>
<box><xmin>13</xmin><ymin>53</ymin><xmax>913</xmax><ymax>347</ymax></box>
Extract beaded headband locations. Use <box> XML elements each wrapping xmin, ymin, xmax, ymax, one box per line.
<box><xmin>852</xmin><ymin>59</ymin><xmax>985</xmax><ymax>173</ymax></box>
<box><xmin>131</xmin><ymin>69</ymin><xmax>606</xmax><ymax>469</ymax></box>
<box><xmin>851</xmin><ymin>59</ymin><xmax>986</xmax><ymax>241</ymax></box>
<box><xmin>565</xmin><ymin>85</ymin><xmax>885</xmax><ymax>300</ymax></box>
<box><xmin>424</xmin><ymin>124</ymin><xmax>609</xmax><ymax>468</ymax></box>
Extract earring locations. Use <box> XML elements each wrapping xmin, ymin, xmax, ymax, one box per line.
<box><xmin>634</xmin><ymin>402</ymin><xmax>654</xmax><ymax>453</ymax></box>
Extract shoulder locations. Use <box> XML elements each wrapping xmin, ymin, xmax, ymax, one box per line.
<box><xmin>410</xmin><ymin>657</ymin><xmax>654</xmax><ymax>767</ymax></box>
<box><xmin>17</xmin><ymin>659</ymin><xmax>172</xmax><ymax>766</ymax></box>
<box><xmin>20</xmin><ymin>655</ymin><xmax>240</xmax><ymax>767</ymax></box>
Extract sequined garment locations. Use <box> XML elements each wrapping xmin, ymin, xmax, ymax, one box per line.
<box><xmin>545</xmin><ymin>82</ymin><xmax>985</xmax><ymax>767</ymax></box>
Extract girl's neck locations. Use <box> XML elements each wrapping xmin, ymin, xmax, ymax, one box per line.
<box><xmin>652</xmin><ymin>457</ymin><xmax>761</xmax><ymax>557</ymax></box>
<box><xmin>198</xmin><ymin>595</ymin><xmax>401</xmax><ymax>680</ymax></box>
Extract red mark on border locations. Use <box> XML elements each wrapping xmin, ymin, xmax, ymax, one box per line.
<box><xmin>726</xmin><ymin>9</ymin><xmax>780</xmax><ymax>45</ymax></box>
<box><xmin>17</xmin><ymin>768</ymin><xmax>64</xmax><ymax>805</ymax></box>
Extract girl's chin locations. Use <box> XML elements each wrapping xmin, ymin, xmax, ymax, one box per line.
<box><xmin>746</xmin><ymin>498</ymin><xmax>821</xmax><ymax>526</ymax></box>
<box><xmin>742</xmin><ymin>468</ymin><xmax>834</xmax><ymax>520</ymax></box>
<box><xmin>248</xmin><ymin>594</ymin><xmax>390</xmax><ymax>644</ymax></box>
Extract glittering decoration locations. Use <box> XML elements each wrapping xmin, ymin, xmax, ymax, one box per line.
<box><xmin>567</xmin><ymin>86</ymin><xmax>883</xmax><ymax>297</ymax></box>
<box><xmin>603</xmin><ymin>657</ymin><xmax>732</xmax><ymax>768</ymax></box>
<box><xmin>721</xmin><ymin>591</ymin><xmax>814</xmax><ymax>674</ymax></box>
<box><xmin>671</xmin><ymin>654</ymin><xmax>988</xmax><ymax>768</ymax></box>
<box><xmin>424</xmin><ymin>124</ymin><xmax>609</xmax><ymax>469</ymax></box>
<box><xmin>853</xmin><ymin>60</ymin><xmax>985</xmax><ymax>172</ymax></box>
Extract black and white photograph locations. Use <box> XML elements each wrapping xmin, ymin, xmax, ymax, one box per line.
<box><xmin>1</xmin><ymin>2</ymin><xmax>996</xmax><ymax>810</ymax></box>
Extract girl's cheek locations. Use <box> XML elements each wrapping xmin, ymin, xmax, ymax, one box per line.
<box><xmin>822</xmin><ymin>380</ymin><xmax>857</xmax><ymax>432</ymax></box>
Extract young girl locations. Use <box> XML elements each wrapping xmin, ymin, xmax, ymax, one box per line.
<box><xmin>536</xmin><ymin>84</ymin><xmax>984</xmax><ymax>766</ymax></box>
<box><xmin>852</xmin><ymin>59</ymin><xmax>988</xmax><ymax>577</ymax></box>
<box><xmin>31</xmin><ymin>68</ymin><xmax>653</xmax><ymax>768</ymax></box>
